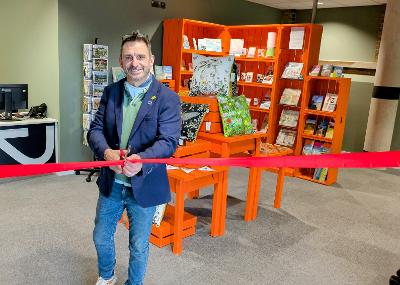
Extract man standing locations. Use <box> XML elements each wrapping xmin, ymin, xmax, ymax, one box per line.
<box><xmin>88</xmin><ymin>31</ymin><xmax>181</xmax><ymax>285</ymax></box>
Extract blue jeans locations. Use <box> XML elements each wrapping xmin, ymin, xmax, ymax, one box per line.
<box><xmin>93</xmin><ymin>182</ymin><xmax>156</xmax><ymax>285</ymax></box>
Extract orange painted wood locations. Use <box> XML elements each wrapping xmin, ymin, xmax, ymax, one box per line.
<box><xmin>150</xmin><ymin>204</ymin><xmax>197</xmax><ymax>248</ymax></box>
<box><xmin>172</xmin><ymin>139</ymin><xmax>211</xmax><ymax>158</ymax></box>
<box><xmin>167</xmin><ymin>166</ymin><xmax>227</xmax><ymax>255</ymax></box>
<box><xmin>199</xmin><ymin>122</ymin><xmax>222</xmax><ymax>134</ymax></box>
<box><xmin>159</xmin><ymin>79</ymin><xmax>175</xmax><ymax>90</ymax></box>
<box><xmin>203</xmin><ymin>111</ymin><xmax>221</xmax><ymax>123</ymax></box>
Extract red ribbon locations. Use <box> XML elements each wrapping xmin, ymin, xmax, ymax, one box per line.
<box><xmin>0</xmin><ymin>151</ymin><xmax>399</xmax><ymax>179</ymax></box>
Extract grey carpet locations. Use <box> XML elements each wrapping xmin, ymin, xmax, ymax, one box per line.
<box><xmin>0</xmin><ymin>167</ymin><xmax>399</xmax><ymax>285</ymax></box>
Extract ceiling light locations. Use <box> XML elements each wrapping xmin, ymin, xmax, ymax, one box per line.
<box><xmin>318</xmin><ymin>2</ymin><xmax>324</xmax><ymax>4</ymax></box>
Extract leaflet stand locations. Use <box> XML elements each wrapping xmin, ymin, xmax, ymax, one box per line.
<box><xmin>75</xmin><ymin>37</ymin><xmax>102</xmax><ymax>182</ymax></box>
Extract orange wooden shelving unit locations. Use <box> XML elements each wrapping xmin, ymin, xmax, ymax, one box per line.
<box><xmin>163</xmin><ymin>18</ymin><xmax>350</xmax><ymax>186</ymax></box>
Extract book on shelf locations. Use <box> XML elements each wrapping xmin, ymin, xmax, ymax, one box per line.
<box><xmin>322</xmin><ymin>93</ymin><xmax>338</xmax><ymax>112</ymax></box>
<box><xmin>276</xmin><ymin>129</ymin><xmax>297</xmax><ymax>148</ymax></box>
<box><xmin>309</xmin><ymin>95</ymin><xmax>324</xmax><ymax>110</ymax></box>
<box><xmin>205</xmin><ymin>38</ymin><xmax>222</xmax><ymax>52</ymax></box>
<box><xmin>259</xmin><ymin>92</ymin><xmax>271</xmax><ymax>109</ymax></box>
<box><xmin>315</xmin><ymin>119</ymin><xmax>328</xmax><ymax>137</ymax></box>
<box><xmin>229</xmin><ymin>39</ymin><xmax>244</xmax><ymax>56</ymax></box>
<box><xmin>257</xmin><ymin>48</ymin><xmax>266</xmax><ymax>58</ymax></box>
<box><xmin>309</xmin><ymin>65</ymin><xmax>321</xmax><ymax>76</ymax></box>
<box><xmin>303</xmin><ymin>118</ymin><xmax>317</xmax><ymax>135</ymax></box>
<box><xmin>192</xmin><ymin>38</ymin><xmax>197</xmax><ymax>50</ymax></box>
<box><xmin>260</xmin><ymin>114</ymin><xmax>269</xmax><ymax>132</ymax></box>
<box><xmin>289</xmin><ymin>27</ymin><xmax>305</xmax><ymax>50</ymax></box>
<box><xmin>325</xmin><ymin>121</ymin><xmax>335</xmax><ymax>139</ymax></box>
<box><xmin>313</xmin><ymin>167</ymin><xmax>328</xmax><ymax>181</ymax></box>
<box><xmin>279</xmin><ymin>109</ymin><xmax>299</xmax><ymax>128</ymax></box>
<box><xmin>163</xmin><ymin>66</ymin><xmax>173</xmax><ymax>79</ymax></box>
<box><xmin>320</xmin><ymin>64</ymin><xmax>333</xmax><ymax>77</ymax></box>
<box><xmin>183</xmin><ymin>35</ymin><xmax>190</xmax><ymax>49</ymax></box>
<box><xmin>281</xmin><ymin>62</ymin><xmax>304</xmax><ymax>79</ymax></box>
<box><xmin>154</xmin><ymin>65</ymin><xmax>164</xmax><ymax>80</ymax></box>
<box><xmin>302</xmin><ymin>139</ymin><xmax>315</xmax><ymax>155</ymax></box>
<box><xmin>247</xmin><ymin>47</ymin><xmax>256</xmax><ymax>58</ymax></box>
<box><xmin>331</xmin><ymin>66</ymin><xmax>344</xmax><ymax>78</ymax></box>
<box><xmin>280</xmin><ymin>88</ymin><xmax>301</xmax><ymax>106</ymax></box>
<box><xmin>197</xmin><ymin>38</ymin><xmax>206</xmax><ymax>50</ymax></box>
<box><xmin>245</xmin><ymin>72</ymin><xmax>254</xmax><ymax>82</ymax></box>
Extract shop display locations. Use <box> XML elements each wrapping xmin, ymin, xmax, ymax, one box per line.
<box><xmin>180</xmin><ymin>102</ymin><xmax>209</xmax><ymax>141</ymax></box>
<box><xmin>217</xmin><ymin>95</ymin><xmax>254</xmax><ymax>137</ymax></box>
<box><xmin>189</xmin><ymin>54</ymin><xmax>234</xmax><ymax>97</ymax></box>
<box><xmin>162</xmin><ymin>19</ymin><xmax>350</xmax><ymax>185</ymax></box>
<box><xmin>81</xmin><ymin>43</ymin><xmax>108</xmax><ymax>145</ymax></box>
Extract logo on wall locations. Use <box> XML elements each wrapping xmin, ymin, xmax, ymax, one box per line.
<box><xmin>0</xmin><ymin>124</ymin><xmax>55</xmax><ymax>164</ymax></box>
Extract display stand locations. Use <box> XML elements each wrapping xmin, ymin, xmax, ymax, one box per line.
<box><xmin>76</xmin><ymin>38</ymin><xmax>108</xmax><ymax>182</ymax></box>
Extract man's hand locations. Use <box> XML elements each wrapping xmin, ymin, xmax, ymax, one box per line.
<box><xmin>104</xmin><ymin>148</ymin><xmax>124</xmax><ymax>174</ymax></box>
<box><xmin>123</xmin><ymin>154</ymin><xmax>142</xmax><ymax>177</ymax></box>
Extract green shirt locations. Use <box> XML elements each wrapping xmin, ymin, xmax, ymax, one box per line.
<box><xmin>114</xmin><ymin>79</ymin><xmax>152</xmax><ymax>186</ymax></box>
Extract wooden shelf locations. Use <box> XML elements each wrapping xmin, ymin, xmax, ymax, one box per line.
<box><xmin>182</xmin><ymin>49</ymin><xmax>226</xmax><ymax>56</ymax></box>
<box><xmin>296</xmin><ymin>174</ymin><xmax>328</xmax><ymax>185</ymax></box>
<box><xmin>304</xmin><ymin>109</ymin><xmax>337</xmax><ymax>118</ymax></box>
<box><xmin>307</xmin><ymin>76</ymin><xmax>343</xmax><ymax>81</ymax></box>
<box><xmin>249</xmin><ymin>106</ymin><xmax>270</xmax><ymax>113</ymax></box>
<box><xmin>301</xmin><ymin>134</ymin><xmax>333</xmax><ymax>143</ymax></box>
<box><xmin>181</xmin><ymin>70</ymin><xmax>193</xmax><ymax>75</ymax></box>
<box><xmin>237</xmin><ymin>81</ymin><xmax>273</xmax><ymax>88</ymax></box>
<box><xmin>234</xmin><ymin>57</ymin><xmax>275</xmax><ymax>63</ymax></box>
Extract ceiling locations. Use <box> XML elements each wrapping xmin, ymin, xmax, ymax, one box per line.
<box><xmin>246</xmin><ymin>0</ymin><xmax>387</xmax><ymax>10</ymax></box>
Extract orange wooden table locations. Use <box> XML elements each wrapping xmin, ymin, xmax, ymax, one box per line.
<box><xmin>197</xmin><ymin>132</ymin><xmax>268</xmax><ymax>222</ymax></box>
<box><xmin>167</xmin><ymin>166</ymin><xmax>227</xmax><ymax>255</ymax></box>
<box><xmin>245</xmin><ymin>143</ymin><xmax>293</xmax><ymax>221</ymax></box>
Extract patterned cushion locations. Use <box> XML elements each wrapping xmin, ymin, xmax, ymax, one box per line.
<box><xmin>189</xmin><ymin>54</ymin><xmax>234</xmax><ymax>97</ymax></box>
<box><xmin>181</xmin><ymin>102</ymin><xmax>209</xmax><ymax>141</ymax></box>
<box><xmin>217</xmin><ymin>95</ymin><xmax>254</xmax><ymax>137</ymax></box>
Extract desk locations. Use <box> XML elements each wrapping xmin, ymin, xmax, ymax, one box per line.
<box><xmin>0</xmin><ymin>118</ymin><xmax>58</xmax><ymax>164</ymax></box>
<box><xmin>197</xmin><ymin>132</ymin><xmax>267</xmax><ymax>222</ymax></box>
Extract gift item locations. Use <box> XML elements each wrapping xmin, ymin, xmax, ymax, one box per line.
<box><xmin>189</xmin><ymin>54</ymin><xmax>234</xmax><ymax>96</ymax></box>
<box><xmin>180</xmin><ymin>102</ymin><xmax>209</xmax><ymax>141</ymax></box>
<box><xmin>217</xmin><ymin>94</ymin><xmax>254</xmax><ymax>137</ymax></box>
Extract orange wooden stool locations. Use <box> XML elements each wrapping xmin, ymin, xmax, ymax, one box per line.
<box><xmin>167</xmin><ymin>166</ymin><xmax>227</xmax><ymax>255</ymax></box>
<box><xmin>245</xmin><ymin>143</ymin><xmax>293</xmax><ymax>221</ymax></box>
<box><xmin>197</xmin><ymin>132</ymin><xmax>268</xmax><ymax>222</ymax></box>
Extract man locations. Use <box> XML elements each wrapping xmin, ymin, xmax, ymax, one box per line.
<box><xmin>88</xmin><ymin>31</ymin><xmax>181</xmax><ymax>285</ymax></box>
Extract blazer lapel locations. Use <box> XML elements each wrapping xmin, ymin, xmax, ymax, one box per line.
<box><xmin>128</xmin><ymin>78</ymin><xmax>160</xmax><ymax>140</ymax></box>
<box><xmin>115</xmin><ymin>79</ymin><xmax>126</xmax><ymax>142</ymax></box>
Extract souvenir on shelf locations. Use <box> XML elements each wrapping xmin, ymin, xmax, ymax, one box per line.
<box><xmin>281</xmin><ymin>62</ymin><xmax>304</xmax><ymax>79</ymax></box>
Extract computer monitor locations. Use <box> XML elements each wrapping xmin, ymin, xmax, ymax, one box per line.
<box><xmin>0</xmin><ymin>84</ymin><xmax>28</xmax><ymax>120</ymax></box>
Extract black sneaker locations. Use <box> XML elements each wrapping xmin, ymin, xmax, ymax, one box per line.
<box><xmin>390</xmin><ymin>275</ymin><xmax>400</xmax><ymax>285</ymax></box>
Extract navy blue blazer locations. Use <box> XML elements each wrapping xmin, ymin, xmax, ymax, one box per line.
<box><xmin>87</xmin><ymin>76</ymin><xmax>181</xmax><ymax>207</ymax></box>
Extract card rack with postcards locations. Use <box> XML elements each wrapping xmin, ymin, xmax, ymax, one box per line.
<box><xmin>295</xmin><ymin>76</ymin><xmax>351</xmax><ymax>185</ymax></box>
